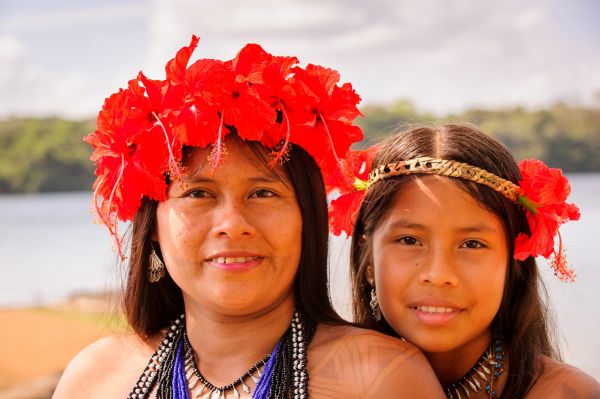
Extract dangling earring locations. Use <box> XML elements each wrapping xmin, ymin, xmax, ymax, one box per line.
<box><xmin>369</xmin><ymin>287</ymin><xmax>381</xmax><ymax>321</ymax></box>
<box><xmin>148</xmin><ymin>246</ymin><xmax>166</xmax><ymax>283</ymax></box>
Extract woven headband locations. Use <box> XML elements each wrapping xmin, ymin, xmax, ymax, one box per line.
<box><xmin>367</xmin><ymin>157</ymin><xmax>521</xmax><ymax>203</ymax></box>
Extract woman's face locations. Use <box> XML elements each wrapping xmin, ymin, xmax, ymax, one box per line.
<box><xmin>369</xmin><ymin>176</ymin><xmax>508</xmax><ymax>354</ymax></box>
<box><xmin>155</xmin><ymin>138</ymin><xmax>302</xmax><ymax>316</ymax></box>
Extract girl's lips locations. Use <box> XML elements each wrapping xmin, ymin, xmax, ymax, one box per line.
<box><xmin>409</xmin><ymin>305</ymin><xmax>463</xmax><ymax>327</ymax></box>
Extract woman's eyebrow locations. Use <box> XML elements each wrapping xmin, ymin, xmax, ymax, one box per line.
<box><xmin>182</xmin><ymin>175</ymin><xmax>283</xmax><ymax>184</ymax></box>
<box><xmin>247</xmin><ymin>176</ymin><xmax>284</xmax><ymax>184</ymax></box>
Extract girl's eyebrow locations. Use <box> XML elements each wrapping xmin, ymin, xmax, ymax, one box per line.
<box><xmin>455</xmin><ymin>224</ymin><xmax>500</xmax><ymax>234</ymax></box>
<box><xmin>388</xmin><ymin>219</ymin><xmax>428</xmax><ymax>231</ymax></box>
<box><xmin>387</xmin><ymin>219</ymin><xmax>500</xmax><ymax>234</ymax></box>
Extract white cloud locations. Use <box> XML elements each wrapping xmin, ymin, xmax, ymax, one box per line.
<box><xmin>0</xmin><ymin>35</ymin><xmax>111</xmax><ymax>118</ymax></box>
<box><xmin>1</xmin><ymin>0</ymin><xmax>599</xmax><ymax>117</ymax></box>
<box><xmin>140</xmin><ymin>0</ymin><xmax>599</xmax><ymax>113</ymax></box>
<box><xmin>0</xmin><ymin>3</ymin><xmax>147</xmax><ymax>32</ymax></box>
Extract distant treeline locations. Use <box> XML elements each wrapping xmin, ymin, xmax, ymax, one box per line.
<box><xmin>1</xmin><ymin>101</ymin><xmax>599</xmax><ymax>193</ymax></box>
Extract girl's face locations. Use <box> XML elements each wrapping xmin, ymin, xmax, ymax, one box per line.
<box><xmin>155</xmin><ymin>139</ymin><xmax>302</xmax><ymax>316</ymax></box>
<box><xmin>369</xmin><ymin>175</ymin><xmax>508</xmax><ymax>354</ymax></box>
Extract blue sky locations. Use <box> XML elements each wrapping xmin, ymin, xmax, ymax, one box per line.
<box><xmin>1</xmin><ymin>0</ymin><xmax>599</xmax><ymax>118</ymax></box>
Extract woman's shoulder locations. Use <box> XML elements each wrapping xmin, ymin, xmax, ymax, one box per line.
<box><xmin>52</xmin><ymin>332</ymin><xmax>162</xmax><ymax>398</ymax></box>
<box><xmin>525</xmin><ymin>356</ymin><xmax>600</xmax><ymax>398</ymax></box>
<box><xmin>307</xmin><ymin>324</ymin><xmax>444</xmax><ymax>398</ymax></box>
<box><xmin>311</xmin><ymin>323</ymin><xmax>419</xmax><ymax>359</ymax></box>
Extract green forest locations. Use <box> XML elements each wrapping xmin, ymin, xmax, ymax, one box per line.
<box><xmin>1</xmin><ymin>101</ymin><xmax>599</xmax><ymax>193</ymax></box>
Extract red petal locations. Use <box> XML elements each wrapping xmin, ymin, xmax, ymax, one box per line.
<box><xmin>166</xmin><ymin>35</ymin><xmax>200</xmax><ymax>85</ymax></box>
<box><xmin>329</xmin><ymin>190</ymin><xmax>365</xmax><ymax>236</ymax></box>
<box><xmin>223</xmin><ymin>86</ymin><xmax>276</xmax><ymax>141</ymax></box>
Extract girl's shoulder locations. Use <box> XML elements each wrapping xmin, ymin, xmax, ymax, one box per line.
<box><xmin>307</xmin><ymin>324</ymin><xmax>445</xmax><ymax>398</ymax></box>
<box><xmin>52</xmin><ymin>332</ymin><xmax>162</xmax><ymax>398</ymax></box>
<box><xmin>525</xmin><ymin>356</ymin><xmax>600</xmax><ymax>398</ymax></box>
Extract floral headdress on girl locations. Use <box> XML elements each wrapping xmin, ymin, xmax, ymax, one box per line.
<box><xmin>329</xmin><ymin>151</ymin><xmax>581</xmax><ymax>282</ymax></box>
<box><xmin>85</xmin><ymin>35</ymin><xmax>363</xmax><ymax>257</ymax></box>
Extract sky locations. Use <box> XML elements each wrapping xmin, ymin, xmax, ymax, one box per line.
<box><xmin>1</xmin><ymin>0</ymin><xmax>599</xmax><ymax>119</ymax></box>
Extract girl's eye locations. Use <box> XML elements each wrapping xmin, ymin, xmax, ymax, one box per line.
<box><xmin>252</xmin><ymin>189</ymin><xmax>275</xmax><ymax>198</ymax></box>
<box><xmin>462</xmin><ymin>240</ymin><xmax>485</xmax><ymax>249</ymax></box>
<box><xmin>396</xmin><ymin>236</ymin><xmax>419</xmax><ymax>245</ymax></box>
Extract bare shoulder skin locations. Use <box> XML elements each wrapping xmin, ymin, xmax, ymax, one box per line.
<box><xmin>53</xmin><ymin>324</ymin><xmax>444</xmax><ymax>399</ymax></box>
<box><xmin>525</xmin><ymin>356</ymin><xmax>600</xmax><ymax>399</ymax></box>
<box><xmin>53</xmin><ymin>332</ymin><xmax>161</xmax><ymax>398</ymax></box>
<box><xmin>308</xmin><ymin>324</ymin><xmax>445</xmax><ymax>398</ymax></box>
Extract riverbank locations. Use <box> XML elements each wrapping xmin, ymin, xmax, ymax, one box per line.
<box><xmin>0</xmin><ymin>292</ymin><xmax>124</xmax><ymax>398</ymax></box>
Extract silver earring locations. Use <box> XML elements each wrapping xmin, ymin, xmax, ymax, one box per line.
<box><xmin>369</xmin><ymin>287</ymin><xmax>381</xmax><ymax>321</ymax></box>
<box><xmin>148</xmin><ymin>247</ymin><xmax>166</xmax><ymax>283</ymax></box>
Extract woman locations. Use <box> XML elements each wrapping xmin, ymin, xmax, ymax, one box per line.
<box><xmin>339</xmin><ymin>124</ymin><xmax>600</xmax><ymax>398</ymax></box>
<box><xmin>53</xmin><ymin>37</ymin><xmax>444</xmax><ymax>398</ymax></box>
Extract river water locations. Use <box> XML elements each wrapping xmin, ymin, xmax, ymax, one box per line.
<box><xmin>1</xmin><ymin>173</ymin><xmax>599</xmax><ymax>378</ymax></box>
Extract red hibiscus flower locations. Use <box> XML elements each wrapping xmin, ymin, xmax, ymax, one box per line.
<box><xmin>254</xmin><ymin>54</ymin><xmax>299</xmax><ymax>155</ymax></box>
<box><xmin>287</xmin><ymin>64</ymin><xmax>363</xmax><ymax>181</ymax></box>
<box><xmin>514</xmin><ymin>159</ymin><xmax>580</xmax><ymax>281</ymax></box>
<box><xmin>85</xmin><ymin>83</ymin><xmax>173</xmax><ymax>256</ymax></box>
<box><xmin>219</xmin><ymin>44</ymin><xmax>278</xmax><ymax>141</ymax></box>
<box><xmin>328</xmin><ymin>147</ymin><xmax>377</xmax><ymax>236</ymax></box>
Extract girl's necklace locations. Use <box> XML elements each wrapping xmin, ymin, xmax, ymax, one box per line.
<box><xmin>444</xmin><ymin>336</ymin><xmax>505</xmax><ymax>399</ymax></box>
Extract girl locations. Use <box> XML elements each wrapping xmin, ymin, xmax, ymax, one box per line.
<box><xmin>53</xmin><ymin>38</ymin><xmax>443</xmax><ymax>398</ymax></box>
<box><xmin>339</xmin><ymin>124</ymin><xmax>600</xmax><ymax>398</ymax></box>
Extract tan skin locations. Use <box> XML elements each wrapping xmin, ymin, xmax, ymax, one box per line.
<box><xmin>367</xmin><ymin>176</ymin><xmax>600</xmax><ymax>398</ymax></box>
<box><xmin>53</xmin><ymin>139</ymin><xmax>445</xmax><ymax>399</ymax></box>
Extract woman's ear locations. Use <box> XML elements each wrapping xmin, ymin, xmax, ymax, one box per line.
<box><xmin>151</xmin><ymin>224</ymin><xmax>158</xmax><ymax>242</ymax></box>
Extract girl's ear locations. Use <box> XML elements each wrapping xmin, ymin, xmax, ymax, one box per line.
<box><xmin>366</xmin><ymin>264</ymin><xmax>375</xmax><ymax>287</ymax></box>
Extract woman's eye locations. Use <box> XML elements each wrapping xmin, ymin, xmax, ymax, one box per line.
<box><xmin>462</xmin><ymin>240</ymin><xmax>485</xmax><ymax>249</ymax></box>
<box><xmin>252</xmin><ymin>189</ymin><xmax>275</xmax><ymax>198</ymax></box>
<box><xmin>187</xmin><ymin>190</ymin><xmax>209</xmax><ymax>198</ymax></box>
<box><xmin>396</xmin><ymin>236</ymin><xmax>419</xmax><ymax>245</ymax></box>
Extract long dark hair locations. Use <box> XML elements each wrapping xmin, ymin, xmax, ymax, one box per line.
<box><xmin>123</xmin><ymin>139</ymin><xmax>344</xmax><ymax>337</ymax></box>
<box><xmin>350</xmin><ymin>124</ymin><xmax>560</xmax><ymax>398</ymax></box>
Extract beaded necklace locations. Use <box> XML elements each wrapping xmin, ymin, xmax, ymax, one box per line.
<box><xmin>127</xmin><ymin>310</ymin><xmax>314</xmax><ymax>399</ymax></box>
<box><xmin>444</xmin><ymin>336</ymin><xmax>505</xmax><ymax>399</ymax></box>
<box><xmin>182</xmin><ymin>330</ymin><xmax>273</xmax><ymax>398</ymax></box>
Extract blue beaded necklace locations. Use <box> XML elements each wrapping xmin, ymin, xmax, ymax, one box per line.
<box><xmin>173</xmin><ymin>337</ymin><xmax>281</xmax><ymax>399</ymax></box>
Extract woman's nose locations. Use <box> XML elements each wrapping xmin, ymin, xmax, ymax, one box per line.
<box><xmin>210</xmin><ymin>199</ymin><xmax>255</xmax><ymax>239</ymax></box>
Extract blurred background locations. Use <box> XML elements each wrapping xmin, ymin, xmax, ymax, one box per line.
<box><xmin>1</xmin><ymin>0</ymin><xmax>599</xmax><ymax>397</ymax></box>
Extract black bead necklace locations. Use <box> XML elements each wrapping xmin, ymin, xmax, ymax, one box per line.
<box><xmin>127</xmin><ymin>309</ymin><xmax>315</xmax><ymax>399</ymax></box>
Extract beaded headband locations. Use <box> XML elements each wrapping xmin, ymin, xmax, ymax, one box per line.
<box><xmin>85</xmin><ymin>35</ymin><xmax>363</xmax><ymax>257</ymax></box>
<box><xmin>329</xmin><ymin>152</ymin><xmax>580</xmax><ymax>282</ymax></box>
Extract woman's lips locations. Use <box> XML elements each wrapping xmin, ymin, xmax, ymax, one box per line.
<box><xmin>206</xmin><ymin>255</ymin><xmax>263</xmax><ymax>271</ymax></box>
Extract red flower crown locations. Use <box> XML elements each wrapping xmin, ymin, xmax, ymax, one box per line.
<box><xmin>329</xmin><ymin>153</ymin><xmax>580</xmax><ymax>282</ymax></box>
<box><xmin>85</xmin><ymin>35</ymin><xmax>364</xmax><ymax>257</ymax></box>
